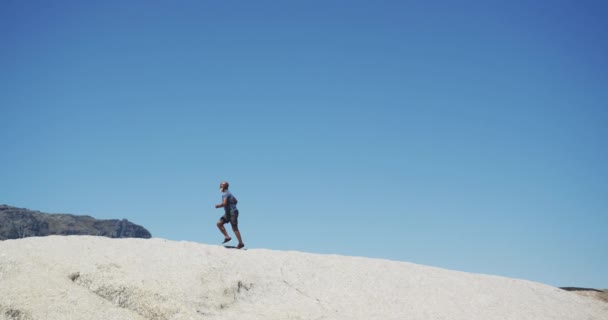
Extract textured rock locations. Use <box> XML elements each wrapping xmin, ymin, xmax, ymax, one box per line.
<box><xmin>0</xmin><ymin>236</ymin><xmax>606</xmax><ymax>320</ymax></box>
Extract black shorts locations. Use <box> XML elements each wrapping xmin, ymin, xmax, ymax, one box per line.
<box><xmin>219</xmin><ymin>210</ymin><xmax>239</xmax><ymax>226</ymax></box>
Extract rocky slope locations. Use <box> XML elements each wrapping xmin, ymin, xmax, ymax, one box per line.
<box><xmin>0</xmin><ymin>236</ymin><xmax>606</xmax><ymax>320</ymax></box>
<box><xmin>0</xmin><ymin>205</ymin><xmax>151</xmax><ymax>240</ymax></box>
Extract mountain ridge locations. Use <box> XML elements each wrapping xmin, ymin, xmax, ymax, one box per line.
<box><xmin>0</xmin><ymin>205</ymin><xmax>151</xmax><ymax>240</ymax></box>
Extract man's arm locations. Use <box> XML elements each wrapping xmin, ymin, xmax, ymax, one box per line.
<box><xmin>215</xmin><ymin>197</ymin><xmax>229</xmax><ymax>208</ymax></box>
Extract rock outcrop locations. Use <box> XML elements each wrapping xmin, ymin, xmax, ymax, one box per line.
<box><xmin>0</xmin><ymin>236</ymin><xmax>606</xmax><ymax>320</ymax></box>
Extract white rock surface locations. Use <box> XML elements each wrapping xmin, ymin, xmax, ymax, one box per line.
<box><xmin>1</xmin><ymin>236</ymin><xmax>606</xmax><ymax>320</ymax></box>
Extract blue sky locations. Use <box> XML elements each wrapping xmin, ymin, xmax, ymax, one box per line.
<box><xmin>1</xmin><ymin>1</ymin><xmax>607</xmax><ymax>288</ymax></box>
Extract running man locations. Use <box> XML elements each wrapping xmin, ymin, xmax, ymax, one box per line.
<box><xmin>215</xmin><ymin>181</ymin><xmax>245</xmax><ymax>249</ymax></box>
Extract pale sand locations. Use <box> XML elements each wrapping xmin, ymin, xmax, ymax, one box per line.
<box><xmin>1</xmin><ymin>236</ymin><xmax>606</xmax><ymax>320</ymax></box>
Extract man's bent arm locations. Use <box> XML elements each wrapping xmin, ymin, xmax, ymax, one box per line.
<box><xmin>215</xmin><ymin>198</ymin><xmax>229</xmax><ymax>208</ymax></box>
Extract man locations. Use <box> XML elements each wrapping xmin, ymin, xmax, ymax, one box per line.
<box><xmin>215</xmin><ymin>181</ymin><xmax>245</xmax><ymax>249</ymax></box>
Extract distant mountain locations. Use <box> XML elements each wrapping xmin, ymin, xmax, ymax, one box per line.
<box><xmin>0</xmin><ymin>205</ymin><xmax>151</xmax><ymax>240</ymax></box>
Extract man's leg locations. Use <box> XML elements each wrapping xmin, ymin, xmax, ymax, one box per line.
<box><xmin>231</xmin><ymin>224</ymin><xmax>244</xmax><ymax>248</ymax></box>
<box><xmin>217</xmin><ymin>220</ymin><xmax>231</xmax><ymax>242</ymax></box>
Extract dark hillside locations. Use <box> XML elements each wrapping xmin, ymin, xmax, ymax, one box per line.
<box><xmin>0</xmin><ymin>205</ymin><xmax>151</xmax><ymax>240</ymax></box>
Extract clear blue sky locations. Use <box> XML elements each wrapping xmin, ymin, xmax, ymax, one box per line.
<box><xmin>1</xmin><ymin>1</ymin><xmax>607</xmax><ymax>288</ymax></box>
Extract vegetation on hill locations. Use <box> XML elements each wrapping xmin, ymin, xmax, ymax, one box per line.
<box><xmin>0</xmin><ymin>205</ymin><xmax>151</xmax><ymax>240</ymax></box>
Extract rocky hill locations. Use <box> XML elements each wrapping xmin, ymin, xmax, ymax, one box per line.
<box><xmin>0</xmin><ymin>236</ymin><xmax>606</xmax><ymax>320</ymax></box>
<box><xmin>0</xmin><ymin>205</ymin><xmax>151</xmax><ymax>240</ymax></box>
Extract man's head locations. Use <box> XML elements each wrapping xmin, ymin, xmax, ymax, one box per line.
<box><xmin>220</xmin><ymin>181</ymin><xmax>229</xmax><ymax>192</ymax></box>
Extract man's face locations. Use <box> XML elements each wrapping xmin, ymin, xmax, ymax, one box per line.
<box><xmin>220</xmin><ymin>183</ymin><xmax>227</xmax><ymax>191</ymax></box>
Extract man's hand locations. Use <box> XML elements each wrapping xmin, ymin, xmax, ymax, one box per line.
<box><xmin>216</xmin><ymin>198</ymin><xmax>228</xmax><ymax>209</ymax></box>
